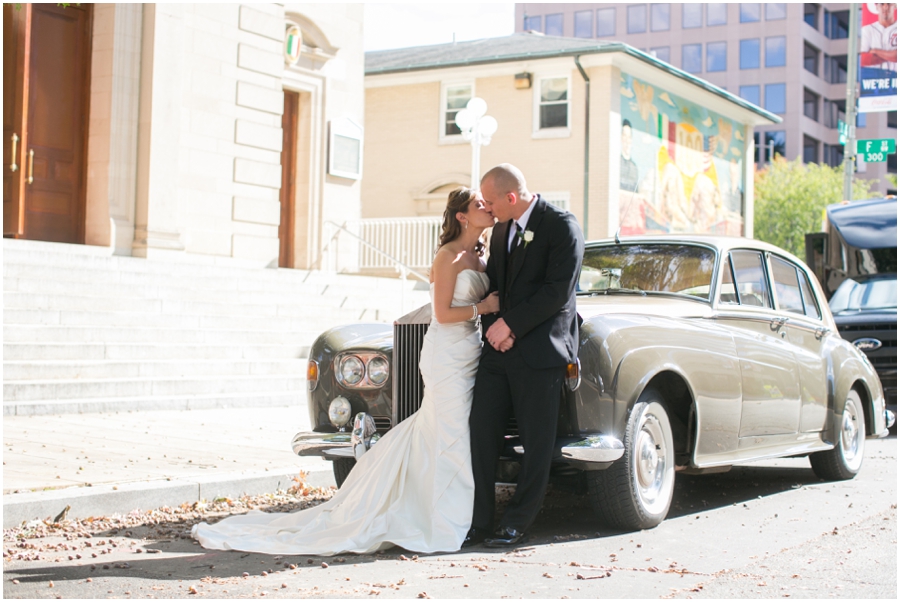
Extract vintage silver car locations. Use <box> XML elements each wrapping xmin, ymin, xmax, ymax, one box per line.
<box><xmin>293</xmin><ymin>236</ymin><xmax>894</xmax><ymax>531</ymax></box>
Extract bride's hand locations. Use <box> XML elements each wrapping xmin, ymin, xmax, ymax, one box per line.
<box><xmin>480</xmin><ymin>291</ymin><xmax>500</xmax><ymax>314</ymax></box>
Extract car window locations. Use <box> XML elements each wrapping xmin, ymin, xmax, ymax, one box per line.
<box><xmin>730</xmin><ymin>250</ymin><xmax>771</xmax><ymax>308</ymax></box>
<box><xmin>798</xmin><ymin>270</ymin><xmax>822</xmax><ymax>319</ymax></box>
<box><xmin>770</xmin><ymin>256</ymin><xmax>804</xmax><ymax>314</ymax></box>
<box><xmin>719</xmin><ymin>254</ymin><xmax>739</xmax><ymax>305</ymax></box>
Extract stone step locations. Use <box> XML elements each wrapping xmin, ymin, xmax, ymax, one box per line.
<box><xmin>3</xmin><ymin>390</ymin><xmax>301</xmax><ymax>416</ymax></box>
<box><xmin>3</xmin><ymin>342</ymin><xmax>310</xmax><ymax>361</ymax></box>
<box><xmin>3</xmin><ymin>359</ymin><xmax>305</xmax><ymax>380</ymax></box>
<box><xmin>3</xmin><ymin>324</ymin><xmax>319</xmax><ymax>345</ymax></box>
<box><xmin>3</xmin><ymin>374</ymin><xmax>305</xmax><ymax>402</ymax></box>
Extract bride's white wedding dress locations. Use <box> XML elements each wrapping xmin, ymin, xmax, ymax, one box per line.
<box><xmin>192</xmin><ymin>269</ymin><xmax>489</xmax><ymax>555</ymax></box>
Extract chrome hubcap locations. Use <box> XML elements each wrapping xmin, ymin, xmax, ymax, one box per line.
<box><xmin>635</xmin><ymin>415</ymin><xmax>666</xmax><ymax>505</ymax></box>
<box><xmin>841</xmin><ymin>402</ymin><xmax>860</xmax><ymax>463</ymax></box>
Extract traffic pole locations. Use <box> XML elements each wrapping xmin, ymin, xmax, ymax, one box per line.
<box><xmin>843</xmin><ymin>3</ymin><xmax>860</xmax><ymax>201</ymax></box>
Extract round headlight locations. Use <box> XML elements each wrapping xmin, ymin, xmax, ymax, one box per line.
<box><xmin>339</xmin><ymin>355</ymin><xmax>365</xmax><ymax>385</ymax></box>
<box><xmin>367</xmin><ymin>356</ymin><xmax>389</xmax><ymax>386</ymax></box>
<box><xmin>328</xmin><ymin>396</ymin><xmax>352</xmax><ymax>427</ymax></box>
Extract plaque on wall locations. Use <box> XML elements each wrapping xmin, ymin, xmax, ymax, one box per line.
<box><xmin>328</xmin><ymin>118</ymin><xmax>363</xmax><ymax>180</ymax></box>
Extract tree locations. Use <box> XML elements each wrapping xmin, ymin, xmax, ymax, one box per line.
<box><xmin>753</xmin><ymin>157</ymin><xmax>875</xmax><ymax>258</ymax></box>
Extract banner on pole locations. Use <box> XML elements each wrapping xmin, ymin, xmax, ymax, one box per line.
<box><xmin>858</xmin><ymin>3</ymin><xmax>897</xmax><ymax>113</ymax></box>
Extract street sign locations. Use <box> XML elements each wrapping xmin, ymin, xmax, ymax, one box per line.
<box><xmin>856</xmin><ymin>138</ymin><xmax>896</xmax><ymax>162</ymax></box>
<box><xmin>837</xmin><ymin>120</ymin><xmax>848</xmax><ymax>145</ymax></box>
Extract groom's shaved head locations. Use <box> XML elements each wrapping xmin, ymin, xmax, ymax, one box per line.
<box><xmin>482</xmin><ymin>164</ymin><xmax>528</xmax><ymax>197</ymax></box>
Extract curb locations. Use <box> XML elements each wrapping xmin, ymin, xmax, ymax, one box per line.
<box><xmin>2</xmin><ymin>467</ymin><xmax>336</xmax><ymax>528</ymax></box>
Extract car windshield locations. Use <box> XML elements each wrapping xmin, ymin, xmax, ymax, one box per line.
<box><xmin>829</xmin><ymin>275</ymin><xmax>898</xmax><ymax>312</ymax></box>
<box><xmin>579</xmin><ymin>243</ymin><xmax>716</xmax><ymax>301</ymax></box>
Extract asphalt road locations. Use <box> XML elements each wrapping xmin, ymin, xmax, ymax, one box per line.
<box><xmin>4</xmin><ymin>437</ymin><xmax>896</xmax><ymax>599</ymax></box>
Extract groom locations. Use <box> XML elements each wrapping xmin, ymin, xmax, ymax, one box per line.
<box><xmin>465</xmin><ymin>163</ymin><xmax>584</xmax><ymax>547</ymax></box>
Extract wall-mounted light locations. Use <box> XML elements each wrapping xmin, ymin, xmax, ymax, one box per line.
<box><xmin>514</xmin><ymin>72</ymin><xmax>532</xmax><ymax>89</ymax></box>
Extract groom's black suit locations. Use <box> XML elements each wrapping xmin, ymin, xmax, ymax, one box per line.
<box><xmin>470</xmin><ymin>194</ymin><xmax>584</xmax><ymax>534</ymax></box>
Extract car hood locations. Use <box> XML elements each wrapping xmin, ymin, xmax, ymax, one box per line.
<box><xmin>832</xmin><ymin>309</ymin><xmax>898</xmax><ymax>327</ymax></box>
<box><xmin>576</xmin><ymin>294</ymin><xmax>713</xmax><ymax>320</ymax></box>
<box><xmin>318</xmin><ymin>323</ymin><xmax>393</xmax><ymax>353</ymax></box>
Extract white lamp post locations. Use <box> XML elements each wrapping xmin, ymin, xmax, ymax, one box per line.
<box><xmin>454</xmin><ymin>97</ymin><xmax>498</xmax><ymax>189</ymax></box>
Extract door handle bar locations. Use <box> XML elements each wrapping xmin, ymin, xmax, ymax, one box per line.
<box><xmin>10</xmin><ymin>133</ymin><xmax>18</xmax><ymax>172</ymax></box>
<box><xmin>27</xmin><ymin>149</ymin><xmax>33</xmax><ymax>184</ymax></box>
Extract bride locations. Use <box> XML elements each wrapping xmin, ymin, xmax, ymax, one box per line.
<box><xmin>192</xmin><ymin>187</ymin><xmax>498</xmax><ymax>555</ymax></box>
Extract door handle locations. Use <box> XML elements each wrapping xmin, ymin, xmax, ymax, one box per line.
<box><xmin>770</xmin><ymin>316</ymin><xmax>788</xmax><ymax>331</ymax></box>
<box><xmin>815</xmin><ymin>326</ymin><xmax>829</xmax><ymax>340</ymax></box>
<box><xmin>27</xmin><ymin>149</ymin><xmax>33</xmax><ymax>184</ymax></box>
<box><xmin>10</xmin><ymin>133</ymin><xmax>18</xmax><ymax>172</ymax></box>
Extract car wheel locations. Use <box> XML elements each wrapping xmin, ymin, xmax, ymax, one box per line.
<box><xmin>810</xmin><ymin>390</ymin><xmax>866</xmax><ymax>481</ymax></box>
<box><xmin>332</xmin><ymin>457</ymin><xmax>356</xmax><ymax>488</ymax></box>
<box><xmin>587</xmin><ymin>389</ymin><xmax>675</xmax><ymax>531</ymax></box>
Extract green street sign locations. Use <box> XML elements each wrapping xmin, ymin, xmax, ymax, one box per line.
<box><xmin>856</xmin><ymin>138</ymin><xmax>896</xmax><ymax>162</ymax></box>
<box><xmin>837</xmin><ymin>120</ymin><xmax>848</xmax><ymax>146</ymax></box>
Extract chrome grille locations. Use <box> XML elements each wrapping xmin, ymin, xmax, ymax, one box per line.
<box><xmin>392</xmin><ymin>323</ymin><xmax>429</xmax><ymax>426</ymax></box>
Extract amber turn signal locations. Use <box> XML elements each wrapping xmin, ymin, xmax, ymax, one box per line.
<box><xmin>307</xmin><ymin>360</ymin><xmax>319</xmax><ymax>391</ymax></box>
<box><xmin>565</xmin><ymin>360</ymin><xmax>581</xmax><ymax>391</ymax></box>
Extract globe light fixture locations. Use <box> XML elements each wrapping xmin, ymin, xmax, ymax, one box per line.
<box><xmin>454</xmin><ymin>97</ymin><xmax>498</xmax><ymax>188</ymax></box>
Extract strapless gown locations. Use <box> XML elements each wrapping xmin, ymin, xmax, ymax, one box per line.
<box><xmin>192</xmin><ymin>269</ymin><xmax>490</xmax><ymax>555</ymax></box>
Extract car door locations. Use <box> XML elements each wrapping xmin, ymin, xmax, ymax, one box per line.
<box><xmin>715</xmin><ymin>250</ymin><xmax>801</xmax><ymax>437</ymax></box>
<box><xmin>768</xmin><ymin>254</ymin><xmax>830</xmax><ymax>433</ymax></box>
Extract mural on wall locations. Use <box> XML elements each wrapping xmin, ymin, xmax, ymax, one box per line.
<box><xmin>618</xmin><ymin>74</ymin><xmax>746</xmax><ymax>236</ymax></box>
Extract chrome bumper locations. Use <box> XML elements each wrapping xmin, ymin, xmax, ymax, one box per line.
<box><xmin>560</xmin><ymin>435</ymin><xmax>625</xmax><ymax>464</ymax></box>
<box><xmin>885</xmin><ymin>409</ymin><xmax>896</xmax><ymax>430</ymax></box>
<box><xmin>291</xmin><ymin>413</ymin><xmax>381</xmax><ymax>460</ymax></box>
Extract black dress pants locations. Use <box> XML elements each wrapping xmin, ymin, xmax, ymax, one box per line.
<box><xmin>469</xmin><ymin>345</ymin><xmax>563</xmax><ymax>532</ymax></box>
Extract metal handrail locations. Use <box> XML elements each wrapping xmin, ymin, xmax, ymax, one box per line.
<box><xmin>321</xmin><ymin>220</ymin><xmax>430</xmax><ymax>283</ymax></box>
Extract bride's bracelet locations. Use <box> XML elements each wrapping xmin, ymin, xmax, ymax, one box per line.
<box><xmin>471</xmin><ymin>304</ymin><xmax>478</xmax><ymax>320</ymax></box>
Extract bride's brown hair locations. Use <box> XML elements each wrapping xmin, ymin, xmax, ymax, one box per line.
<box><xmin>438</xmin><ymin>187</ymin><xmax>485</xmax><ymax>256</ymax></box>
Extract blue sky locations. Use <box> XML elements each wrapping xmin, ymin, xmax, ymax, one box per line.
<box><xmin>364</xmin><ymin>2</ymin><xmax>516</xmax><ymax>51</ymax></box>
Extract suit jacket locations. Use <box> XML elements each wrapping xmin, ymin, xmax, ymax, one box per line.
<box><xmin>482</xmin><ymin>195</ymin><xmax>585</xmax><ymax>369</ymax></box>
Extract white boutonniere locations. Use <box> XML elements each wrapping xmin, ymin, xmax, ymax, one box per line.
<box><xmin>520</xmin><ymin>229</ymin><xmax>534</xmax><ymax>248</ymax></box>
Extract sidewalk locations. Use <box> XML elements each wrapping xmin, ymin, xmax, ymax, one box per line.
<box><xmin>2</xmin><ymin>406</ymin><xmax>337</xmax><ymax>528</ymax></box>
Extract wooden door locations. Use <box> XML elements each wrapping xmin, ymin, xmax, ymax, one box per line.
<box><xmin>279</xmin><ymin>91</ymin><xmax>299</xmax><ymax>268</ymax></box>
<box><xmin>20</xmin><ymin>3</ymin><xmax>92</xmax><ymax>243</ymax></box>
<box><xmin>3</xmin><ymin>3</ymin><xmax>29</xmax><ymax>236</ymax></box>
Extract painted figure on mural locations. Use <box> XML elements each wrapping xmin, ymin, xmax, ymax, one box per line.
<box><xmin>620</xmin><ymin>119</ymin><xmax>640</xmax><ymax>193</ymax></box>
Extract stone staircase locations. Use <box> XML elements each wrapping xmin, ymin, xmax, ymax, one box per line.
<box><xmin>3</xmin><ymin>239</ymin><xmax>430</xmax><ymax>416</ymax></box>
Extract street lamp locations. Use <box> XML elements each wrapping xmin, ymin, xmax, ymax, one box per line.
<box><xmin>454</xmin><ymin>97</ymin><xmax>498</xmax><ymax>189</ymax></box>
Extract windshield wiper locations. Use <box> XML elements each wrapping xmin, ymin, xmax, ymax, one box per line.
<box><xmin>590</xmin><ymin>288</ymin><xmax>647</xmax><ymax>296</ymax></box>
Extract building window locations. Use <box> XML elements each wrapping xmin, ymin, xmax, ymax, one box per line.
<box><xmin>889</xmin><ymin>111</ymin><xmax>897</xmax><ymax>129</ymax></box>
<box><xmin>766</xmin><ymin>3</ymin><xmax>787</xmax><ymax>20</ymax></box>
<box><xmin>442</xmin><ymin>82</ymin><xmax>473</xmax><ymax>137</ymax></box>
<box><xmin>546</xmin><ymin>13</ymin><xmax>564</xmax><ymax>36</ymax></box>
<box><xmin>651</xmin><ymin>4</ymin><xmax>670</xmax><ymax>31</ymax></box>
<box><xmin>573</xmin><ymin>10</ymin><xmax>592</xmax><ymax>38</ymax></box>
<box><xmin>597</xmin><ymin>7</ymin><xmax>616</xmax><ymax>36</ymax></box>
<box><xmin>739</xmin><ymin>85</ymin><xmax>760</xmax><ymax>106</ymax></box>
<box><xmin>537</xmin><ymin>76</ymin><xmax>569</xmax><ymax>130</ymax></box>
<box><xmin>524</xmin><ymin>14</ymin><xmax>541</xmax><ymax>32</ymax></box>
<box><xmin>683</xmin><ymin>3</ymin><xmax>702</xmax><ymax>28</ymax></box>
<box><xmin>857</xmin><ymin>112</ymin><xmax>866</xmax><ymax>128</ymax></box>
<box><xmin>765</xmin><ymin>36</ymin><xmax>786</xmax><ymax>67</ymax></box>
<box><xmin>628</xmin><ymin>4</ymin><xmax>647</xmax><ymax>33</ymax></box>
<box><xmin>823</xmin><ymin>99</ymin><xmax>845</xmax><ymax>129</ymax></box>
<box><xmin>805</xmin><ymin>4</ymin><xmax>819</xmax><ymax>30</ymax></box>
<box><xmin>803</xmin><ymin>89</ymin><xmax>819</xmax><ymax>121</ymax></box>
<box><xmin>762</xmin><ymin>131</ymin><xmax>786</xmax><ymax>162</ymax></box>
<box><xmin>804</xmin><ymin>43</ymin><xmax>819</xmax><ymax>75</ymax></box>
<box><xmin>824</xmin><ymin>54</ymin><xmax>848</xmax><ymax>83</ymax></box>
<box><xmin>765</xmin><ymin>83</ymin><xmax>786</xmax><ymax>114</ymax></box>
<box><xmin>740</xmin><ymin>38</ymin><xmax>760</xmax><ymax>69</ymax></box>
<box><xmin>823</xmin><ymin>144</ymin><xmax>843</xmax><ymax>167</ymax></box>
<box><xmin>707</xmin><ymin>3</ymin><xmax>727</xmax><ymax>25</ymax></box>
<box><xmin>803</xmin><ymin>136</ymin><xmax>819</xmax><ymax>164</ymax></box>
<box><xmin>682</xmin><ymin>44</ymin><xmax>702</xmax><ymax>73</ymax></box>
<box><xmin>824</xmin><ymin>10</ymin><xmax>849</xmax><ymax>39</ymax></box>
<box><xmin>740</xmin><ymin>4</ymin><xmax>761</xmax><ymax>23</ymax></box>
<box><xmin>707</xmin><ymin>42</ymin><xmax>727</xmax><ymax>72</ymax></box>
<box><xmin>650</xmin><ymin>46</ymin><xmax>670</xmax><ymax>63</ymax></box>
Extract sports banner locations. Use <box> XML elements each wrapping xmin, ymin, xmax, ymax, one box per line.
<box><xmin>858</xmin><ymin>3</ymin><xmax>897</xmax><ymax>112</ymax></box>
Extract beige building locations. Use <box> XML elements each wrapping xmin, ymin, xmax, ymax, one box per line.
<box><xmin>362</xmin><ymin>32</ymin><xmax>779</xmax><ymax>253</ymax></box>
<box><xmin>4</xmin><ymin>3</ymin><xmax>365</xmax><ymax>269</ymax></box>
<box><xmin>514</xmin><ymin>3</ymin><xmax>897</xmax><ymax>196</ymax></box>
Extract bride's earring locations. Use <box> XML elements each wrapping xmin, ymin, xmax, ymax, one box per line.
<box><xmin>465</xmin><ymin>221</ymin><xmax>468</xmax><ymax>230</ymax></box>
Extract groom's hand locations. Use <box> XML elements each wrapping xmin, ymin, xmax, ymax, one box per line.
<box><xmin>486</xmin><ymin>318</ymin><xmax>512</xmax><ymax>349</ymax></box>
<box><xmin>497</xmin><ymin>334</ymin><xmax>515</xmax><ymax>352</ymax></box>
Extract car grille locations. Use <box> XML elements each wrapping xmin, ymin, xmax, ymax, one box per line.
<box><xmin>837</xmin><ymin>322</ymin><xmax>897</xmax><ymax>405</ymax></box>
<box><xmin>391</xmin><ymin>322</ymin><xmax>522</xmax><ymax>433</ymax></box>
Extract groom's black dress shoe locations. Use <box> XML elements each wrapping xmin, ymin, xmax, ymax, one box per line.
<box><xmin>461</xmin><ymin>527</ymin><xmax>490</xmax><ymax>548</ymax></box>
<box><xmin>484</xmin><ymin>526</ymin><xmax>527</xmax><ymax>548</ymax></box>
